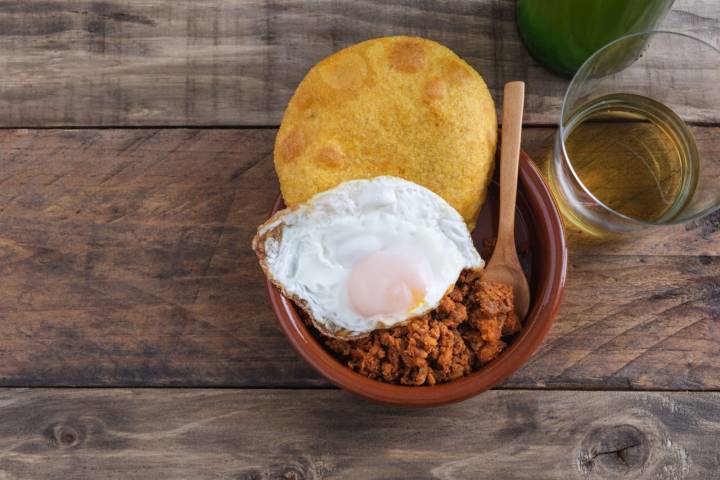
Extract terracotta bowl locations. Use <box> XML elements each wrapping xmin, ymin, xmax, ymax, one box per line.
<box><xmin>265</xmin><ymin>150</ymin><xmax>567</xmax><ymax>406</ymax></box>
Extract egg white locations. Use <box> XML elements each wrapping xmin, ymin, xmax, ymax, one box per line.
<box><xmin>255</xmin><ymin>176</ymin><xmax>484</xmax><ymax>338</ymax></box>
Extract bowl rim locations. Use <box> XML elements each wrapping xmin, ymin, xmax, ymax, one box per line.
<box><xmin>265</xmin><ymin>150</ymin><xmax>567</xmax><ymax>406</ymax></box>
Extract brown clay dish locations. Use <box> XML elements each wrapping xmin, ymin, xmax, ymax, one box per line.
<box><xmin>265</xmin><ymin>150</ymin><xmax>567</xmax><ymax>406</ymax></box>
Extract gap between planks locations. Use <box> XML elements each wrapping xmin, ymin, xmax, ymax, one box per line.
<box><xmin>4</xmin><ymin>386</ymin><xmax>720</xmax><ymax>392</ymax></box>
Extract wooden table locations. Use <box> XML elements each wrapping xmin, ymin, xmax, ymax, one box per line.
<box><xmin>0</xmin><ymin>1</ymin><xmax>718</xmax><ymax>478</ymax></box>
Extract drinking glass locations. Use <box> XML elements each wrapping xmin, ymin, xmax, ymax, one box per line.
<box><xmin>516</xmin><ymin>0</ymin><xmax>674</xmax><ymax>77</ymax></box>
<box><xmin>548</xmin><ymin>31</ymin><xmax>720</xmax><ymax>235</ymax></box>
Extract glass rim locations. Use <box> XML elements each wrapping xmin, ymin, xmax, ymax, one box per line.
<box><xmin>559</xmin><ymin>29</ymin><xmax>720</xmax><ymax>227</ymax></box>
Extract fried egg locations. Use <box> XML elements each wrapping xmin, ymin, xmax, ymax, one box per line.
<box><xmin>253</xmin><ymin>176</ymin><xmax>483</xmax><ymax>339</ymax></box>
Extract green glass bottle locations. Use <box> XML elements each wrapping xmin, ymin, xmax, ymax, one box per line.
<box><xmin>517</xmin><ymin>0</ymin><xmax>675</xmax><ymax>77</ymax></box>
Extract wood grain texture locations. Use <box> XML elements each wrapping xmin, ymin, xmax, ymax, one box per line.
<box><xmin>1</xmin><ymin>389</ymin><xmax>719</xmax><ymax>479</ymax></box>
<box><xmin>0</xmin><ymin>0</ymin><xmax>717</xmax><ymax>127</ymax></box>
<box><xmin>0</xmin><ymin>128</ymin><xmax>718</xmax><ymax>389</ymax></box>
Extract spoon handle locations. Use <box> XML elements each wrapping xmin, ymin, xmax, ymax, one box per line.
<box><xmin>497</xmin><ymin>81</ymin><xmax>525</xmax><ymax>252</ymax></box>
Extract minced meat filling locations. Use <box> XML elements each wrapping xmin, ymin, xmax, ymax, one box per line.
<box><xmin>303</xmin><ymin>269</ymin><xmax>521</xmax><ymax>386</ymax></box>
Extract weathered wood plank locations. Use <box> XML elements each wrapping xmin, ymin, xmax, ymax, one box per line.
<box><xmin>0</xmin><ymin>128</ymin><xmax>718</xmax><ymax>389</ymax></box>
<box><xmin>1</xmin><ymin>389</ymin><xmax>719</xmax><ymax>479</ymax></box>
<box><xmin>0</xmin><ymin>0</ymin><xmax>716</xmax><ymax>127</ymax></box>
<box><xmin>507</xmin><ymin>254</ymin><xmax>720</xmax><ymax>390</ymax></box>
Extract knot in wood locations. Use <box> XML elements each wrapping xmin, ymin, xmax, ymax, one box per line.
<box><xmin>282</xmin><ymin>468</ymin><xmax>305</xmax><ymax>480</ymax></box>
<box><xmin>578</xmin><ymin>424</ymin><xmax>649</xmax><ymax>477</ymax></box>
<box><xmin>44</xmin><ymin>422</ymin><xmax>84</xmax><ymax>449</ymax></box>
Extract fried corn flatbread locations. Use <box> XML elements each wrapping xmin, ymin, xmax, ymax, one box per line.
<box><xmin>274</xmin><ymin>36</ymin><xmax>497</xmax><ymax>229</ymax></box>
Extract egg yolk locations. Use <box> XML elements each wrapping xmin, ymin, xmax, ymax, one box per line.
<box><xmin>347</xmin><ymin>250</ymin><xmax>428</xmax><ymax>317</ymax></box>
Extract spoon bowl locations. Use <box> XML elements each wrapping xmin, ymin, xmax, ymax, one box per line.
<box><xmin>483</xmin><ymin>263</ymin><xmax>530</xmax><ymax>318</ymax></box>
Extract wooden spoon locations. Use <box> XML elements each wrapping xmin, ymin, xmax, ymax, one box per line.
<box><xmin>483</xmin><ymin>81</ymin><xmax>530</xmax><ymax>319</ymax></box>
